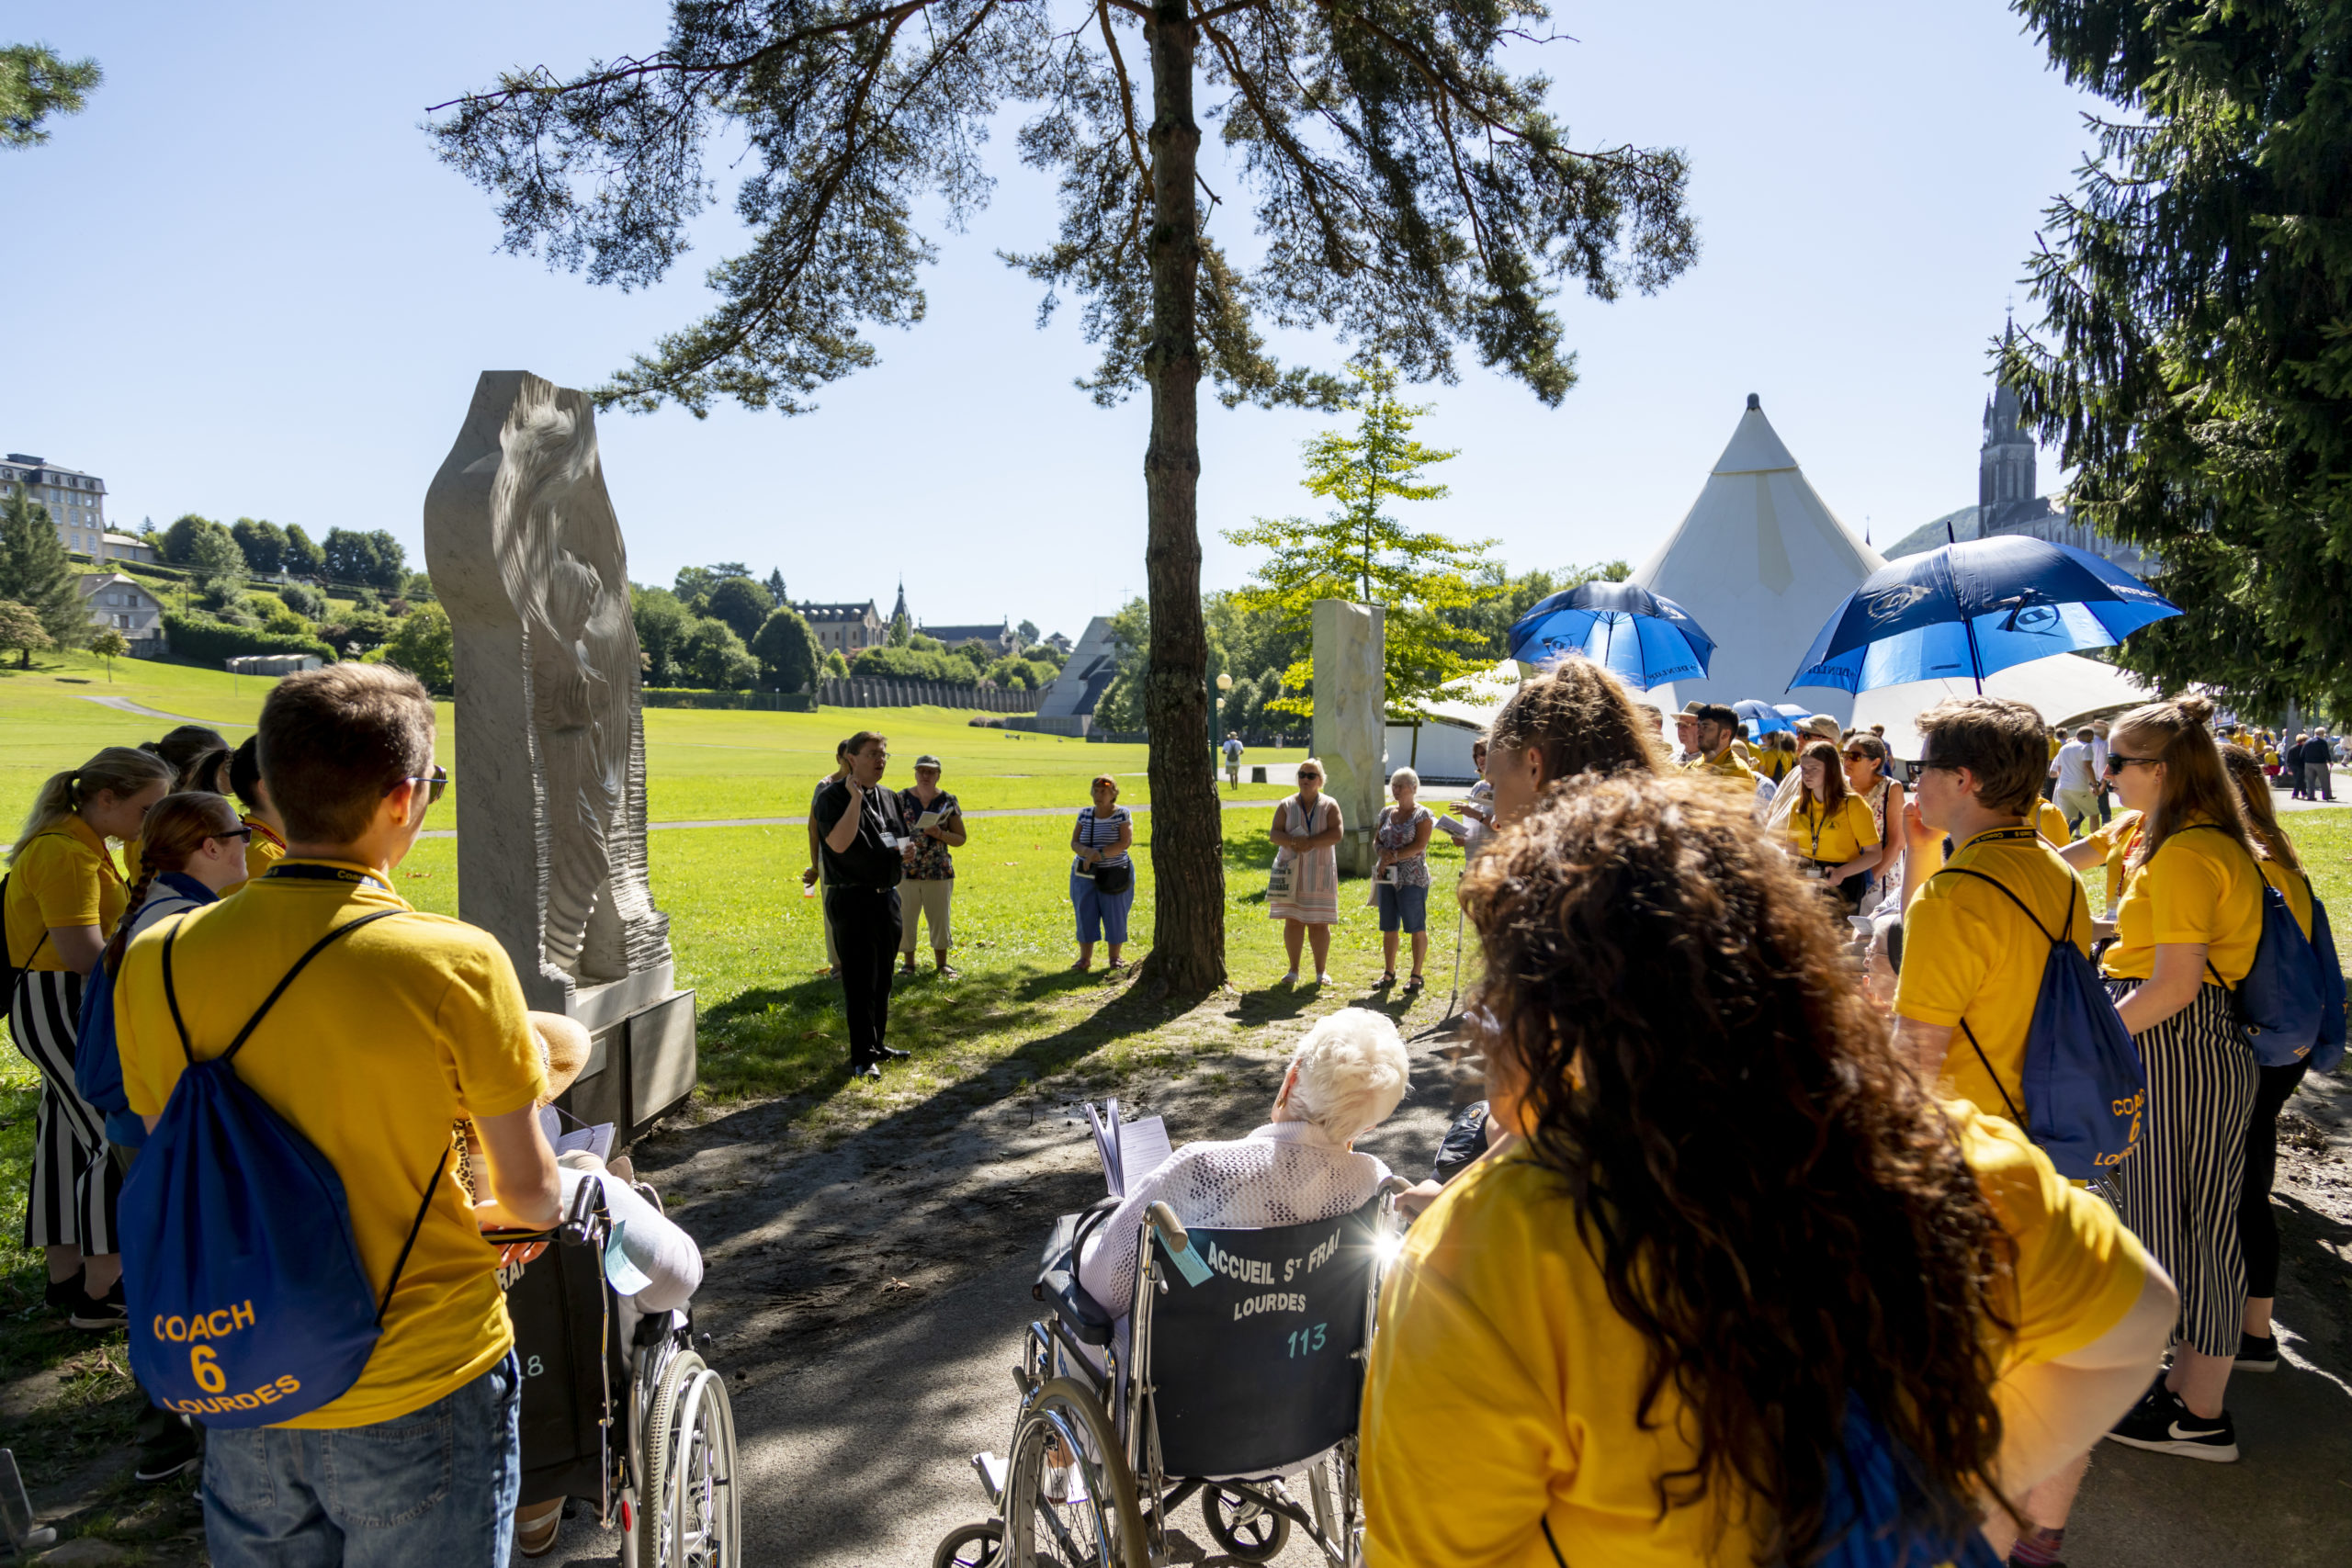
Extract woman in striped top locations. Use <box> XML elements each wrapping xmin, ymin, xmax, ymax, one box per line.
<box><xmin>1069</xmin><ymin>774</ymin><xmax>1135</xmax><ymax>971</ymax></box>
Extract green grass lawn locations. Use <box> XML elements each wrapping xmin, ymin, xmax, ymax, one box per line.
<box><xmin>1</xmin><ymin>648</ymin><xmax>1306</xmax><ymax>831</ymax></box>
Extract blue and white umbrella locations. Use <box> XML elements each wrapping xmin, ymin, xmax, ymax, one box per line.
<box><xmin>1789</xmin><ymin>536</ymin><xmax>2180</xmax><ymax>695</ymax></box>
<box><xmin>1507</xmin><ymin>581</ymin><xmax>1716</xmax><ymax>693</ymax></box>
<box><xmin>1732</xmin><ymin>699</ymin><xmax>1794</xmax><ymax>735</ymax></box>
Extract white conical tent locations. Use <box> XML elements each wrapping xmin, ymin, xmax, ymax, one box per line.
<box><xmin>1631</xmin><ymin>398</ymin><xmax>1884</xmax><ymax>723</ymax></box>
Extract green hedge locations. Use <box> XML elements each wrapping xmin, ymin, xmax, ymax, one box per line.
<box><xmin>640</xmin><ymin>688</ymin><xmax>817</xmax><ymax>712</ymax></box>
<box><xmin>162</xmin><ymin>613</ymin><xmax>335</xmax><ymax>665</ymax></box>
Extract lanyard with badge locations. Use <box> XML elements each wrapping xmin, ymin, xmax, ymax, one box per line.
<box><xmin>263</xmin><ymin>863</ymin><xmax>396</xmax><ymax>895</ymax></box>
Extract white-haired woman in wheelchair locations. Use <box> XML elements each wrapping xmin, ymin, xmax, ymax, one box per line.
<box><xmin>1077</xmin><ymin>1007</ymin><xmax>1411</xmax><ymax>1333</ymax></box>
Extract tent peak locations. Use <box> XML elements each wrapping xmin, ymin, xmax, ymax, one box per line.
<box><xmin>1712</xmin><ymin>402</ymin><xmax>1798</xmax><ymax>475</ymax></box>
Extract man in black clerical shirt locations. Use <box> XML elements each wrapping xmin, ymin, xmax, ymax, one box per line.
<box><xmin>813</xmin><ymin>730</ymin><xmax>910</xmax><ymax>1079</ymax></box>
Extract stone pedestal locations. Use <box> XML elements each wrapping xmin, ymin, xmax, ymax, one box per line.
<box><xmin>1312</xmin><ymin>599</ymin><xmax>1386</xmax><ymax>877</ymax></box>
<box><xmin>422</xmin><ymin>371</ymin><xmax>695</xmax><ymax>1146</ymax></box>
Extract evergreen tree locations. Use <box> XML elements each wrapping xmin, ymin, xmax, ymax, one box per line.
<box><xmin>0</xmin><ymin>485</ymin><xmax>86</xmax><ymax>657</ymax></box>
<box><xmin>1225</xmin><ymin>363</ymin><xmax>1496</xmax><ymax>718</ymax></box>
<box><xmin>1</xmin><ymin>43</ymin><xmax>100</xmax><ymax>149</ymax></box>
<box><xmin>765</xmin><ymin>568</ymin><xmax>787</xmax><ymax>606</ymax></box>
<box><xmin>2008</xmin><ymin>0</ymin><xmax>2352</xmax><ymax>710</ymax></box>
<box><xmin>431</xmin><ymin>0</ymin><xmax>1697</xmax><ymax>991</ymax></box>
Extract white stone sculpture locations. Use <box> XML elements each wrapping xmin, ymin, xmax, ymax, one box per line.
<box><xmin>1311</xmin><ymin>599</ymin><xmax>1386</xmax><ymax>877</ymax></box>
<box><xmin>424</xmin><ymin>372</ymin><xmax>692</xmax><ymax>1136</ymax></box>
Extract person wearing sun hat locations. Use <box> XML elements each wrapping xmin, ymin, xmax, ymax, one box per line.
<box><xmin>895</xmin><ymin>753</ymin><xmax>966</xmax><ymax>977</ymax></box>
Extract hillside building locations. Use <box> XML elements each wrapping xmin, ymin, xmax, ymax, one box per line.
<box><xmin>1</xmin><ymin>453</ymin><xmax>138</xmax><ymax>561</ymax></box>
<box><xmin>76</xmin><ymin>572</ymin><xmax>168</xmax><ymax>657</ymax></box>
<box><xmin>796</xmin><ymin>599</ymin><xmax>886</xmax><ymax>657</ymax></box>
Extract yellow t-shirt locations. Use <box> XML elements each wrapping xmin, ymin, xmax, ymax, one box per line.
<box><xmin>1360</xmin><ymin>1106</ymin><xmax>2149</xmax><ymax>1568</ymax></box>
<box><xmin>4</xmin><ymin>815</ymin><xmax>129</xmax><ymax>971</ymax></box>
<box><xmin>116</xmin><ymin>860</ymin><xmax>547</xmax><ymax>1428</ymax></box>
<box><xmin>1684</xmin><ymin>749</ymin><xmax>1758</xmax><ymax>789</ymax></box>
<box><xmin>2036</xmin><ymin>800</ymin><xmax>2073</xmax><ymax>847</ymax></box>
<box><xmin>1786</xmin><ymin>795</ymin><xmax>1879</xmax><ymax>866</ymax></box>
<box><xmin>1896</xmin><ymin>827</ymin><xmax>2093</xmax><ymax>1122</ymax></box>
<box><xmin>1754</xmin><ymin>750</ymin><xmax>1794</xmax><ymax>783</ymax></box>
<box><xmin>2101</xmin><ymin>819</ymin><xmax>2265</xmax><ymax>985</ymax></box>
<box><xmin>222</xmin><ymin>816</ymin><xmax>288</xmax><ymax>896</ymax></box>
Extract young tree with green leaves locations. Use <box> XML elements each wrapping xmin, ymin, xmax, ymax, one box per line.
<box><xmin>0</xmin><ymin>599</ymin><xmax>53</xmax><ymax>669</ymax></box>
<box><xmin>429</xmin><ymin>0</ymin><xmax>1697</xmax><ymax>991</ymax></box>
<box><xmin>88</xmin><ymin>627</ymin><xmax>130</xmax><ymax>681</ymax></box>
<box><xmin>2007</xmin><ymin>0</ymin><xmax>2352</xmax><ymax>712</ymax></box>
<box><xmin>282</xmin><ymin>524</ymin><xmax>326</xmax><ymax>577</ymax></box>
<box><xmin>0</xmin><ymin>485</ymin><xmax>86</xmax><ymax>657</ymax></box>
<box><xmin>188</xmin><ymin>524</ymin><xmax>248</xmax><ymax>604</ymax></box>
<box><xmin>1226</xmin><ymin>364</ymin><xmax>1496</xmax><ymax>718</ymax></box>
<box><xmin>2</xmin><ymin>43</ymin><xmax>99</xmax><ymax>149</ymax></box>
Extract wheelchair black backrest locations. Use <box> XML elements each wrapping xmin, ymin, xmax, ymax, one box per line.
<box><xmin>503</xmin><ymin>1233</ymin><xmax>627</xmax><ymax>1503</ymax></box>
<box><xmin>1142</xmin><ymin>1195</ymin><xmax>1385</xmax><ymax>1481</ymax></box>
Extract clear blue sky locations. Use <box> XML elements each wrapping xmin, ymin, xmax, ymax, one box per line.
<box><xmin>3</xmin><ymin>1</ymin><xmax>2100</xmax><ymax>638</ymax></box>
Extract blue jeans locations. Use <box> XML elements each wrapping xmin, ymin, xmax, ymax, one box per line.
<box><xmin>1071</xmin><ymin>870</ymin><xmax>1134</xmax><ymax>944</ymax></box>
<box><xmin>202</xmin><ymin>1353</ymin><xmax>521</xmax><ymax>1568</ymax></box>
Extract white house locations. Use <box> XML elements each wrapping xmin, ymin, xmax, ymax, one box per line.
<box><xmin>76</xmin><ymin>573</ymin><xmax>168</xmax><ymax>658</ymax></box>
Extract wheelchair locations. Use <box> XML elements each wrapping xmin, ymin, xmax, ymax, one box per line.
<box><xmin>937</xmin><ymin>1178</ymin><xmax>1410</xmax><ymax>1568</ymax></box>
<box><xmin>498</xmin><ymin>1170</ymin><xmax>741</xmax><ymax>1568</ymax></box>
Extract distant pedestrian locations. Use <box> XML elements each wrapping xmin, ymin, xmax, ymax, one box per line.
<box><xmin>1268</xmin><ymin>759</ymin><xmax>1343</xmax><ymax>986</ymax></box>
<box><xmin>2306</xmin><ymin>730</ymin><xmax>2335</xmax><ymax>801</ymax></box>
<box><xmin>1372</xmin><ymin>768</ymin><xmax>1433</xmax><ymax>991</ymax></box>
<box><xmin>1069</xmin><ymin>775</ymin><xmax>1135</xmax><ymax>972</ymax></box>
<box><xmin>896</xmin><ymin>754</ymin><xmax>965</xmax><ymax>976</ymax></box>
<box><xmin>1223</xmin><ymin>732</ymin><xmax>1244</xmax><ymax>791</ymax></box>
<box><xmin>2054</xmin><ymin>726</ymin><xmax>2100</xmax><ymax>833</ymax></box>
<box><xmin>814</xmin><ymin>732</ymin><xmax>909</xmax><ymax>1081</ymax></box>
<box><xmin>801</xmin><ymin>740</ymin><xmax>849</xmax><ymax>976</ymax></box>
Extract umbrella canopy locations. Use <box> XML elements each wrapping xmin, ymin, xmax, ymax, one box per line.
<box><xmin>1788</xmin><ymin>536</ymin><xmax>2180</xmax><ymax>695</ymax></box>
<box><xmin>1774</xmin><ymin>703</ymin><xmax>1814</xmax><ymax>720</ymax></box>
<box><xmin>1509</xmin><ymin>581</ymin><xmax>1716</xmax><ymax>693</ymax></box>
<box><xmin>1731</xmin><ymin>699</ymin><xmax>1794</xmax><ymax>735</ymax></box>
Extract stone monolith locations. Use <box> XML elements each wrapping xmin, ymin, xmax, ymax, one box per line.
<box><xmin>423</xmin><ymin>370</ymin><xmax>695</xmax><ymax>1141</ymax></box>
<box><xmin>1311</xmin><ymin>599</ymin><xmax>1386</xmax><ymax>876</ymax></box>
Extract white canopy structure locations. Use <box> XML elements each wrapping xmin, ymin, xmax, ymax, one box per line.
<box><xmin>1631</xmin><ymin>396</ymin><xmax>1885</xmax><ymax>723</ymax></box>
<box><xmin>1852</xmin><ymin>654</ymin><xmax>2151</xmax><ymax>755</ymax></box>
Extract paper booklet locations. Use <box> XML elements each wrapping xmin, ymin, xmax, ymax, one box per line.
<box><xmin>1082</xmin><ymin>1099</ymin><xmax>1172</xmax><ymax>1199</ymax></box>
<box><xmin>538</xmin><ymin>1104</ymin><xmax>617</xmax><ymax>1163</ymax></box>
<box><xmin>915</xmin><ymin>809</ymin><xmax>944</xmax><ymax>832</ymax></box>
<box><xmin>1433</xmin><ymin>814</ymin><xmax>1469</xmax><ymax>839</ymax></box>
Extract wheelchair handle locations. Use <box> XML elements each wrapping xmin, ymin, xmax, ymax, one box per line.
<box><xmin>559</xmin><ymin>1172</ymin><xmax>608</xmax><ymax>1248</ymax></box>
<box><xmin>1145</xmin><ymin>1201</ymin><xmax>1190</xmax><ymax>1255</ymax></box>
<box><xmin>1376</xmin><ymin>1176</ymin><xmax>1412</xmax><ymax>1197</ymax></box>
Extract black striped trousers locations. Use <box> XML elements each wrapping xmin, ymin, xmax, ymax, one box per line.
<box><xmin>2101</xmin><ymin>980</ymin><xmax>2257</xmax><ymax>1359</ymax></box>
<box><xmin>7</xmin><ymin>968</ymin><xmax>120</xmax><ymax>1254</ymax></box>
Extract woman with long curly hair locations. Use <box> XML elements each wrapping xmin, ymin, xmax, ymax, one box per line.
<box><xmin>1361</xmin><ymin>774</ymin><xmax>2173</xmax><ymax>1566</ymax></box>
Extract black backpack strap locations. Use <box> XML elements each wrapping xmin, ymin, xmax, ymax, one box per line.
<box><xmin>377</xmin><ymin>1144</ymin><xmax>454</xmax><ymax>1327</ymax></box>
<box><xmin>220</xmin><ymin>909</ymin><xmax>406</xmax><ymax>1065</ymax></box>
<box><xmin>161</xmin><ymin>924</ymin><xmax>195</xmax><ymax>1066</ymax></box>
<box><xmin>1955</xmin><ymin>1019</ymin><xmax>2028</xmax><ymax>1126</ymax></box>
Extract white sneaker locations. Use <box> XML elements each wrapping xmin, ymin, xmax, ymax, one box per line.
<box><xmin>1311</xmin><ymin>972</ymin><xmax>1329</xmax><ymax>986</ymax></box>
<box><xmin>1281</xmin><ymin>971</ymin><xmax>1299</xmax><ymax>987</ymax></box>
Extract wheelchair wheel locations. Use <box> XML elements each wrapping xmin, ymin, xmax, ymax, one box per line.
<box><xmin>1203</xmin><ymin>1485</ymin><xmax>1291</xmax><ymax>1562</ymax></box>
<box><xmin>637</xmin><ymin>1349</ymin><xmax>741</xmax><ymax>1568</ymax></box>
<box><xmin>1002</xmin><ymin>1378</ymin><xmax>1148</xmax><ymax>1568</ymax></box>
<box><xmin>933</xmin><ymin>1521</ymin><xmax>1005</xmax><ymax>1568</ymax></box>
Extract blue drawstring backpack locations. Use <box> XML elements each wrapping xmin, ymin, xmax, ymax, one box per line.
<box><xmin>120</xmin><ymin>910</ymin><xmax>446</xmax><ymax>1427</ymax></box>
<box><xmin>1937</xmin><ymin>868</ymin><xmax>2144</xmax><ymax>1181</ymax></box>
<box><xmin>1816</xmin><ymin>1393</ymin><xmax>2002</xmax><ymax>1568</ymax></box>
<box><xmin>2309</xmin><ymin>890</ymin><xmax>2346</xmax><ymax>1074</ymax></box>
<box><xmin>76</xmin><ymin>874</ymin><xmax>217</xmax><ymax>1151</ymax></box>
<box><xmin>2180</xmin><ymin>826</ymin><xmax>2324</xmax><ymax>1066</ymax></box>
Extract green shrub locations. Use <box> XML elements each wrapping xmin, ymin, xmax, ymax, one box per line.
<box><xmin>162</xmin><ymin>612</ymin><xmax>334</xmax><ymax>665</ymax></box>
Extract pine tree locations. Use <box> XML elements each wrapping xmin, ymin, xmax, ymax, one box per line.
<box><xmin>0</xmin><ymin>485</ymin><xmax>87</xmax><ymax>658</ymax></box>
<box><xmin>1225</xmin><ymin>364</ymin><xmax>1495</xmax><ymax>719</ymax></box>
<box><xmin>429</xmin><ymin>0</ymin><xmax>1697</xmax><ymax>992</ymax></box>
<box><xmin>765</xmin><ymin>568</ymin><xmax>787</xmax><ymax>607</ymax></box>
<box><xmin>2007</xmin><ymin>0</ymin><xmax>2352</xmax><ymax>711</ymax></box>
<box><xmin>1</xmin><ymin>43</ymin><xmax>101</xmax><ymax>149</ymax></box>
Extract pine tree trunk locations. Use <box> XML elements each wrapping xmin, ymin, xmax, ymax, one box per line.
<box><xmin>1137</xmin><ymin>1</ymin><xmax>1224</xmax><ymax>993</ymax></box>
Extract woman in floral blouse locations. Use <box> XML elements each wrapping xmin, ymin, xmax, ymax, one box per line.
<box><xmin>896</xmin><ymin>754</ymin><xmax>967</xmax><ymax>976</ymax></box>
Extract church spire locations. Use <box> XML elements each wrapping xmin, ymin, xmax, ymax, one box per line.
<box><xmin>890</xmin><ymin>577</ymin><xmax>909</xmax><ymax>626</ymax></box>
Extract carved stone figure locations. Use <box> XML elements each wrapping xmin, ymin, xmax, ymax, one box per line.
<box><xmin>424</xmin><ymin>371</ymin><xmax>675</xmax><ymax>1029</ymax></box>
<box><xmin>1311</xmin><ymin>599</ymin><xmax>1386</xmax><ymax>877</ymax></box>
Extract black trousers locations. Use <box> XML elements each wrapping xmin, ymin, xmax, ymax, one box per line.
<box><xmin>826</xmin><ymin>886</ymin><xmax>902</xmax><ymax>1066</ymax></box>
<box><xmin>2238</xmin><ymin>1059</ymin><xmax>2311</xmax><ymax>1301</ymax></box>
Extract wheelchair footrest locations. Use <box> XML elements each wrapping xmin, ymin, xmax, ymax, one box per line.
<box><xmin>972</xmin><ymin>1451</ymin><xmax>1008</xmax><ymax>1509</ymax></box>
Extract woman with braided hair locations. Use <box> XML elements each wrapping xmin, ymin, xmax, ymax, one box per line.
<box><xmin>4</xmin><ymin>745</ymin><xmax>173</xmax><ymax>1327</ymax></box>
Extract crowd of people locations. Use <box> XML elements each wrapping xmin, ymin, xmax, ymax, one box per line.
<box><xmin>6</xmin><ymin>657</ymin><xmax>2341</xmax><ymax>1566</ymax></box>
<box><xmin>1045</xmin><ymin>659</ymin><xmax>2340</xmax><ymax>1568</ymax></box>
